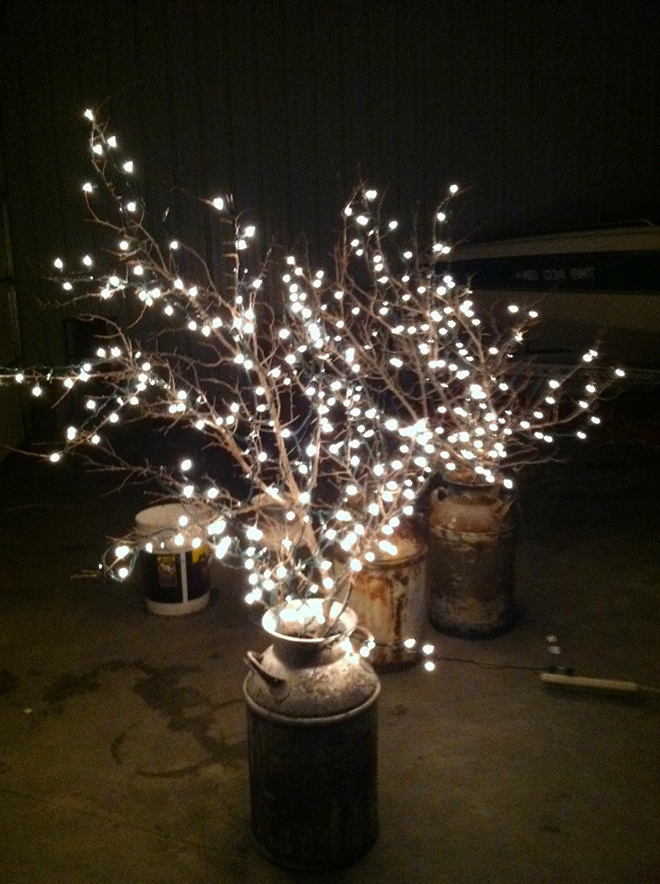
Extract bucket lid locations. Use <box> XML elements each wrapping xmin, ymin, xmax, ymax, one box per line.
<box><xmin>135</xmin><ymin>502</ymin><xmax>212</xmax><ymax>553</ymax></box>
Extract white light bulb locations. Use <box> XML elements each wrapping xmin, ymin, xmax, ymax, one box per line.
<box><xmin>208</xmin><ymin>518</ymin><xmax>226</xmax><ymax>536</ymax></box>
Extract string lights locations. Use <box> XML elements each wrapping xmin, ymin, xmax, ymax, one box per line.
<box><xmin>318</xmin><ymin>184</ymin><xmax>626</xmax><ymax>492</ymax></box>
<box><xmin>0</xmin><ymin>110</ymin><xmax>625</xmax><ymax>647</ymax></box>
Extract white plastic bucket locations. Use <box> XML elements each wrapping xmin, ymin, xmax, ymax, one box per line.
<box><xmin>135</xmin><ymin>503</ymin><xmax>211</xmax><ymax>616</ymax></box>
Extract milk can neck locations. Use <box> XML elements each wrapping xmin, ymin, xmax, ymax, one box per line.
<box><xmin>271</xmin><ymin>632</ymin><xmax>340</xmax><ymax>667</ymax></box>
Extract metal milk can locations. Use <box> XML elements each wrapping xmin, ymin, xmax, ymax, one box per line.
<box><xmin>349</xmin><ymin>525</ymin><xmax>428</xmax><ymax>670</ymax></box>
<box><xmin>243</xmin><ymin>600</ymin><xmax>380</xmax><ymax>870</ymax></box>
<box><xmin>428</xmin><ymin>479</ymin><xmax>516</xmax><ymax>637</ymax></box>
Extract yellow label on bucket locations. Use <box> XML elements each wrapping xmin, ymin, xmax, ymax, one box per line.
<box><xmin>192</xmin><ymin>545</ymin><xmax>209</xmax><ymax>565</ymax></box>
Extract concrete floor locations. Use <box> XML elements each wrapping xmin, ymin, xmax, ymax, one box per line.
<box><xmin>0</xmin><ymin>406</ymin><xmax>659</xmax><ymax>883</ymax></box>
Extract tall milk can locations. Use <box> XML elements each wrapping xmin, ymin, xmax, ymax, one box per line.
<box><xmin>349</xmin><ymin>526</ymin><xmax>427</xmax><ymax>670</ymax></box>
<box><xmin>243</xmin><ymin>600</ymin><xmax>380</xmax><ymax>870</ymax></box>
<box><xmin>428</xmin><ymin>480</ymin><xmax>515</xmax><ymax>637</ymax></box>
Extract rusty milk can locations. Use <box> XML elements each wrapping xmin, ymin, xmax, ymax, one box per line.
<box><xmin>349</xmin><ymin>525</ymin><xmax>428</xmax><ymax>670</ymax></box>
<box><xmin>243</xmin><ymin>599</ymin><xmax>380</xmax><ymax>870</ymax></box>
<box><xmin>427</xmin><ymin>479</ymin><xmax>515</xmax><ymax>637</ymax></box>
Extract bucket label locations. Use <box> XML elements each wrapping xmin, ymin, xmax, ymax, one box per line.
<box><xmin>156</xmin><ymin>555</ymin><xmax>178</xmax><ymax>588</ymax></box>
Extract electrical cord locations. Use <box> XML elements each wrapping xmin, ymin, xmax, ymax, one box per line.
<box><xmin>432</xmin><ymin>654</ymin><xmax>660</xmax><ymax>694</ymax></box>
<box><xmin>434</xmin><ymin>655</ymin><xmax>548</xmax><ymax>673</ymax></box>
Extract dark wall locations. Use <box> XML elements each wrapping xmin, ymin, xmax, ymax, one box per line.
<box><xmin>2</xmin><ymin>0</ymin><xmax>659</xmax><ymax>363</ymax></box>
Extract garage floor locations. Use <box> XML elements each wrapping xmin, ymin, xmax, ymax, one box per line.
<box><xmin>0</xmin><ymin>397</ymin><xmax>659</xmax><ymax>884</ymax></box>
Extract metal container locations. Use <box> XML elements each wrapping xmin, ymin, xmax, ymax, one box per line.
<box><xmin>428</xmin><ymin>480</ymin><xmax>515</xmax><ymax>637</ymax></box>
<box><xmin>244</xmin><ymin>600</ymin><xmax>380</xmax><ymax>870</ymax></box>
<box><xmin>349</xmin><ymin>528</ymin><xmax>428</xmax><ymax>671</ymax></box>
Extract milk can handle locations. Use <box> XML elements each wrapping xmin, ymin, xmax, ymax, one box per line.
<box><xmin>349</xmin><ymin>624</ymin><xmax>375</xmax><ymax>649</ymax></box>
<box><xmin>350</xmin><ymin>624</ymin><xmax>374</xmax><ymax>643</ymax></box>
<box><xmin>244</xmin><ymin>651</ymin><xmax>287</xmax><ymax>688</ymax></box>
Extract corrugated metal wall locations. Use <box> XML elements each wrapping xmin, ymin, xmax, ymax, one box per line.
<box><xmin>0</xmin><ymin>127</ymin><xmax>25</xmax><ymax>454</ymax></box>
<box><xmin>2</xmin><ymin>0</ymin><xmax>659</xmax><ymax>364</ymax></box>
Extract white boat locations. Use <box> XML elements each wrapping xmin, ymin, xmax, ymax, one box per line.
<box><xmin>439</xmin><ymin>225</ymin><xmax>660</xmax><ymax>369</ymax></box>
